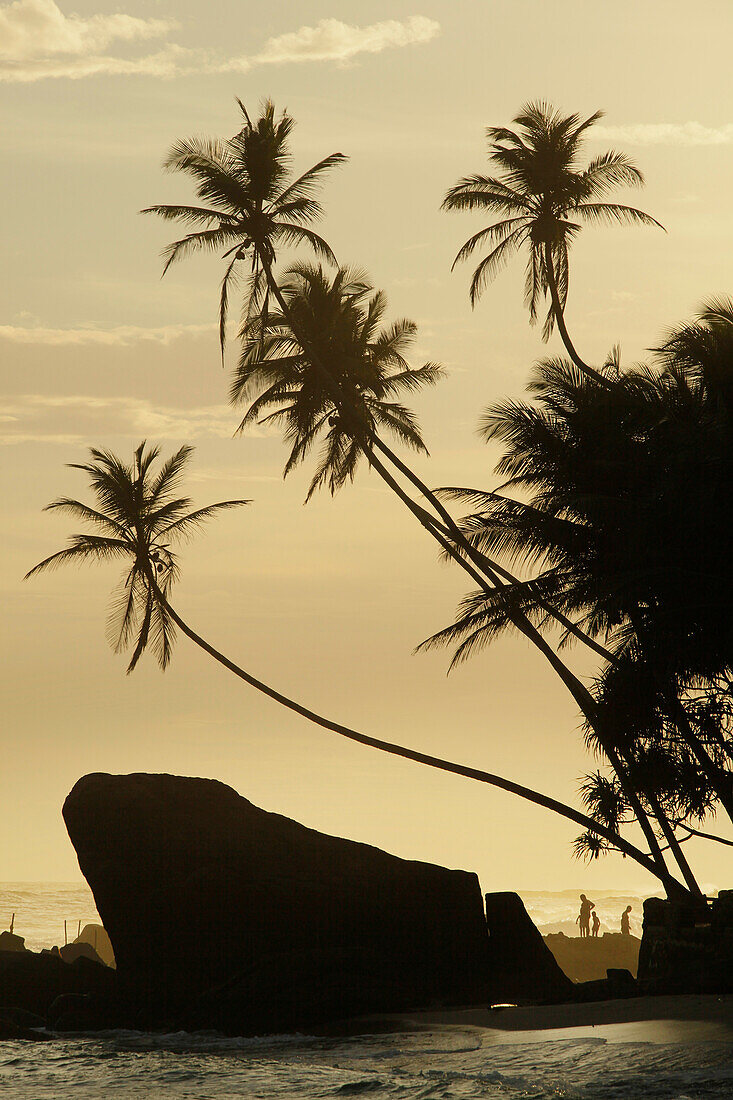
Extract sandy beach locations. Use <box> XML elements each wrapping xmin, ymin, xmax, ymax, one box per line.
<box><xmin>384</xmin><ymin>994</ymin><xmax>733</xmax><ymax>1044</ymax></box>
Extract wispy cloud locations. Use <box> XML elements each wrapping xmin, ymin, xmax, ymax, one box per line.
<box><xmin>0</xmin><ymin>3</ymin><xmax>440</xmax><ymax>83</ymax></box>
<box><xmin>251</xmin><ymin>17</ymin><xmax>439</xmax><ymax>66</ymax></box>
<box><xmin>593</xmin><ymin>122</ymin><xmax>733</xmax><ymax>147</ymax></box>
<box><xmin>0</xmin><ymin>393</ymin><xmax>246</xmax><ymax>445</ymax></box>
<box><xmin>0</xmin><ymin>321</ymin><xmax>215</xmax><ymax>346</ymax></box>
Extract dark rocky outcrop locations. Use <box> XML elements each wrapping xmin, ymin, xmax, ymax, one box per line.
<box><xmin>63</xmin><ymin>772</ymin><xmax>491</xmax><ymax>1033</ymax></box>
<box><xmin>59</xmin><ymin>942</ymin><xmax>105</xmax><ymax>967</ymax></box>
<box><xmin>0</xmin><ymin>949</ymin><xmax>116</xmax><ymax>1022</ymax></box>
<box><xmin>637</xmin><ymin>891</ymin><xmax>733</xmax><ymax>994</ymax></box>
<box><xmin>484</xmin><ymin>892</ymin><xmax>574</xmax><ymax>1004</ymax></box>
<box><xmin>544</xmin><ymin>932</ymin><xmax>641</xmax><ymax>983</ymax></box>
<box><xmin>0</xmin><ymin>1014</ymin><xmax>51</xmax><ymax>1042</ymax></box>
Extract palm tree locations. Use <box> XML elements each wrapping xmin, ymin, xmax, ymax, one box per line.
<box><xmin>145</xmin><ymin>104</ymin><xmax>695</xmax><ymax>897</ymax></box>
<box><xmin>143</xmin><ymin>100</ymin><xmax>616</xmax><ymax>637</ymax></box>
<box><xmin>26</xmin><ymin>442</ymin><xmax>681</xmax><ymax>887</ymax></box>
<box><xmin>225</xmin><ymin>261</ymin><xmax>699</xmax><ymax>897</ymax></box>
<box><xmin>142</xmin><ymin>98</ymin><xmax>346</xmax><ymax>360</ymax></box>
<box><xmin>443</xmin><ymin>101</ymin><xmax>663</xmax><ymax>382</ymax></box>
<box><xmin>420</xmin><ymin>305</ymin><xmax>733</xmax><ymax>871</ymax></box>
<box><xmin>231</xmin><ymin>263</ymin><xmax>444</xmax><ymax>499</ymax></box>
<box><xmin>25</xmin><ymin>443</ymin><xmax>249</xmax><ymax>672</ymax></box>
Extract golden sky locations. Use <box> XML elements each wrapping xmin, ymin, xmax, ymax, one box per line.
<box><xmin>2</xmin><ymin>0</ymin><xmax>732</xmax><ymax>893</ymax></box>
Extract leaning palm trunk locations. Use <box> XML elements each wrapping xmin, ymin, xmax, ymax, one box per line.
<box><xmin>543</xmin><ymin>242</ymin><xmax>609</xmax><ymax>387</ymax></box>
<box><xmin>148</xmin><ymin>568</ymin><xmax>688</xmax><ymax>894</ymax></box>
<box><xmin>367</xmin><ymin>436</ymin><xmax>705</xmax><ymax>893</ymax></box>
<box><xmin>256</xmin><ymin>256</ymin><xmax>695</xmax><ymax>898</ymax></box>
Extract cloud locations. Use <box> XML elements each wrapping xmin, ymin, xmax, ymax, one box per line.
<box><xmin>592</xmin><ymin>122</ymin><xmax>733</xmax><ymax>147</ymax></box>
<box><xmin>0</xmin><ymin>321</ymin><xmax>215</xmax><ymax>346</ymax></box>
<box><xmin>4</xmin><ymin>42</ymin><xmax>190</xmax><ymax>82</ymax></box>
<box><xmin>0</xmin><ymin>0</ymin><xmax>182</xmax><ymax>79</ymax></box>
<box><xmin>0</xmin><ymin>393</ymin><xmax>245</xmax><ymax>445</ymax></box>
<box><xmin>0</xmin><ymin>4</ymin><xmax>439</xmax><ymax>82</ymax></box>
<box><xmin>0</xmin><ymin>0</ymin><xmax>173</xmax><ymax>58</ymax></box>
<box><xmin>251</xmin><ymin>16</ymin><xmax>440</xmax><ymax>66</ymax></box>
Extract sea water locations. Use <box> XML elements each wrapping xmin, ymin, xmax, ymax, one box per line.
<box><xmin>3</xmin><ymin>884</ymin><xmax>732</xmax><ymax>1098</ymax></box>
<box><xmin>0</xmin><ymin>882</ymin><xmax>647</xmax><ymax>952</ymax></box>
<box><xmin>0</xmin><ymin>883</ymin><xmax>100</xmax><ymax>952</ymax></box>
<box><xmin>3</xmin><ymin>1024</ymin><xmax>733</xmax><ymax>1098</ymax></box>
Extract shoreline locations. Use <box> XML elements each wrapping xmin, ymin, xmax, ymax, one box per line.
<box><xmin>357</xmin><ymin>995</ymin><xmax>733</xmax><ymax>1044</ymax></box>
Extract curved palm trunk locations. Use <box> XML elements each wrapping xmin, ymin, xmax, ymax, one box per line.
<box><xmin>153</xmin><ymin>579</ymin><xmax>688</xmax><ymax>894</ymax></box>
<box><xmin>365</xmin><ymin>447</ymin><xmax>692</xmax><ymax>893</ymax></box>
<box><xmin>262</xmin><ymin>253</ymin><xmax>613</xmax><ymax>664</ymax></box>
<box><xmin>258</xmin><ymin>254</ymin><xmax>692</xmax><ymax>897</ymax></box>
<box><xmin>645</xmin><ymin>787</ymin><xmax>704</xmax><ymax>897</ymax></box>
<box><xmin>543</xmin><ymin>242</ymin><xmax>610</xmax><ymax>388</ymax></box>
<box><xmin>369</xmin><ymin>433</ymin><xmax>618</xmax><ymax>663</ymax></box>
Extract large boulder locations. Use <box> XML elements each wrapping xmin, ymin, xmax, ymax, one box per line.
<box><xmin>484</xmin><ymin>893</ymin><xmax>574</xmax><ymax>1004</ymax></box>
<box><xmin>63</xmin><ymin>773</ymin><xmax>490</xmax><ymax>1032</ymax></box>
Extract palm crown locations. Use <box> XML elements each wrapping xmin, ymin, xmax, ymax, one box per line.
<box><xmin>230</xmin><ymin>263</ymin><xmax>444</xmax><ymax>499</ymax></box>
<box><xmin>25</xmin><ymin>443</ymin><xmax>247</xmax><ymax>672</ymax></box>
<box><xmin>423</xmin><ymin>300</ymin><xmax>733</xmax><ymax>686</ymax></box>
<box><xmin>443</xmin><ymin>101</ymin><xmax>663</xmax><ymax>336</ymax></box>
<box><xmin>142</xmin><ymin>99</ymin><xmax>346</xmax><ymax>357</ymax></box>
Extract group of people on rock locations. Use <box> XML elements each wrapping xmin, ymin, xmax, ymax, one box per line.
<box><xmin>576</xmin><ymin>895</ymin><xmax>634</xmax><ymax>938</ymax></box>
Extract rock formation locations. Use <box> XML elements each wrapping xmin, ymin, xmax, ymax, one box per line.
<box><xmin>484</xmin><ymin>892</ymin><xmax>575</xmax><ymax>1004</ymax></box>
<box><xmin>63</xmin><ymin>772</ymin><xmax>491</xmax><ymax>1033</ymax></box>
<box><xmin>638</xmin><ymin>891</ymin><xmax>733</xmax><ymax>994</ymax></box>
<box><xmin>0</xmin><ymin>949</ymin><xmax>115</xmax><ymax>1020</ymax></box>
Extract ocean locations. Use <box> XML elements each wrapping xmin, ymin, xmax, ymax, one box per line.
<box><xmin>2</xmin><ymin>883</ymin><xmax>732</xmax><ymax>1099</ymax></box>
<box><xmin>0</xmin><ymin>882</ymin><xmax>647</xmax><ymax>954</ymax></box>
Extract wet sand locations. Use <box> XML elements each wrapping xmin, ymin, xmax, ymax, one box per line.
<box><xmin>375</xmin><ymin>995</ymin><xmax>733</xmax><ymax>1044</ymax></box>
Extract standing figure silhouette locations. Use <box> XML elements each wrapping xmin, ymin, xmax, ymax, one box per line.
<box><xmin>577</xmin><ymin>894</ymin><xmax>595</xmax><ymax>938</ymax></box>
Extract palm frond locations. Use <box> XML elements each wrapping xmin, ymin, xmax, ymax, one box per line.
<box><xmin>160</xmin><ymin>500</ymin><xmax>249</xmax><ymax>540</ymax></box>
<box><xmin>25</xmin><ymin>535</ymin><xmax>130</xmax><ymax>578</ymax></box>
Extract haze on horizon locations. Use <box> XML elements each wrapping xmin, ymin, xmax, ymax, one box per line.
<box><xmin>2</xmin><ymin>0</ymin><xmax>732</xmax><ymax>897</ymax></box>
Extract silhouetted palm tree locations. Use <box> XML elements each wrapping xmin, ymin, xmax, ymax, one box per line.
<box><xmin>443</xmin><ymin>102</ymin><xmax>663</xmax><ymax>381</ymax></box>
<box><xmin>142</xmin><ymin>98</ymin><xmax>346</xmax><ymax>359</ymax></box>
<box><xmin>143</xmin><ymin>100</ymin><xmax>614</xmax><ymax>639</ymax></box>
<box><xmin>231</xmin><ymin>263</ymin><xmax>444</xmax><ymax>499</ymax></box>
<box><xmin>25</xmin><ymin>442</ymin><xmax>673</xmax><ymax>882</ymax></box>
<box><xmin>145</xmin><ymin>105</ymin><xmax>695</xmax><ymax>897</ymax></box>
<box><xmin>25</xmin><ymin>443</ymin><xmax>249</xmax><ymax>671</ymax></box>
<box><xmin>421</xmin><ymin>303</ymin><xmax>733</xmax><ymax>872</ymax></box>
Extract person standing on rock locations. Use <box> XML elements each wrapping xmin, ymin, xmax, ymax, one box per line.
<box><xmin>621</xmin><ymin>905</ymin><xmax>633</xmax><ymax>936</ymax></box>
<box><xmin>576</xmin><ymin>894</ymin><xmax>595</xmax><ymax>937</ymax></box>
<box><xmin>591</xmin><ymin>911</ymin><xmax>600</xmax><ymax>937</ymax></box>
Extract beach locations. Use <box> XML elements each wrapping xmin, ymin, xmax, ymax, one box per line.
<box><xmin>389</xmin><ymin>993</ymin><xmax>733</xmax><ymax>1040</ymax></box>
<box><xmin>3</xmin><ymin>886</ymin><xmax>733</xmax><ymax>1096</ymax></box>
<box><xmin>3</xmin><ymin>998</ymin><xmax>733</xmax><ymax>1098</ymax></box>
